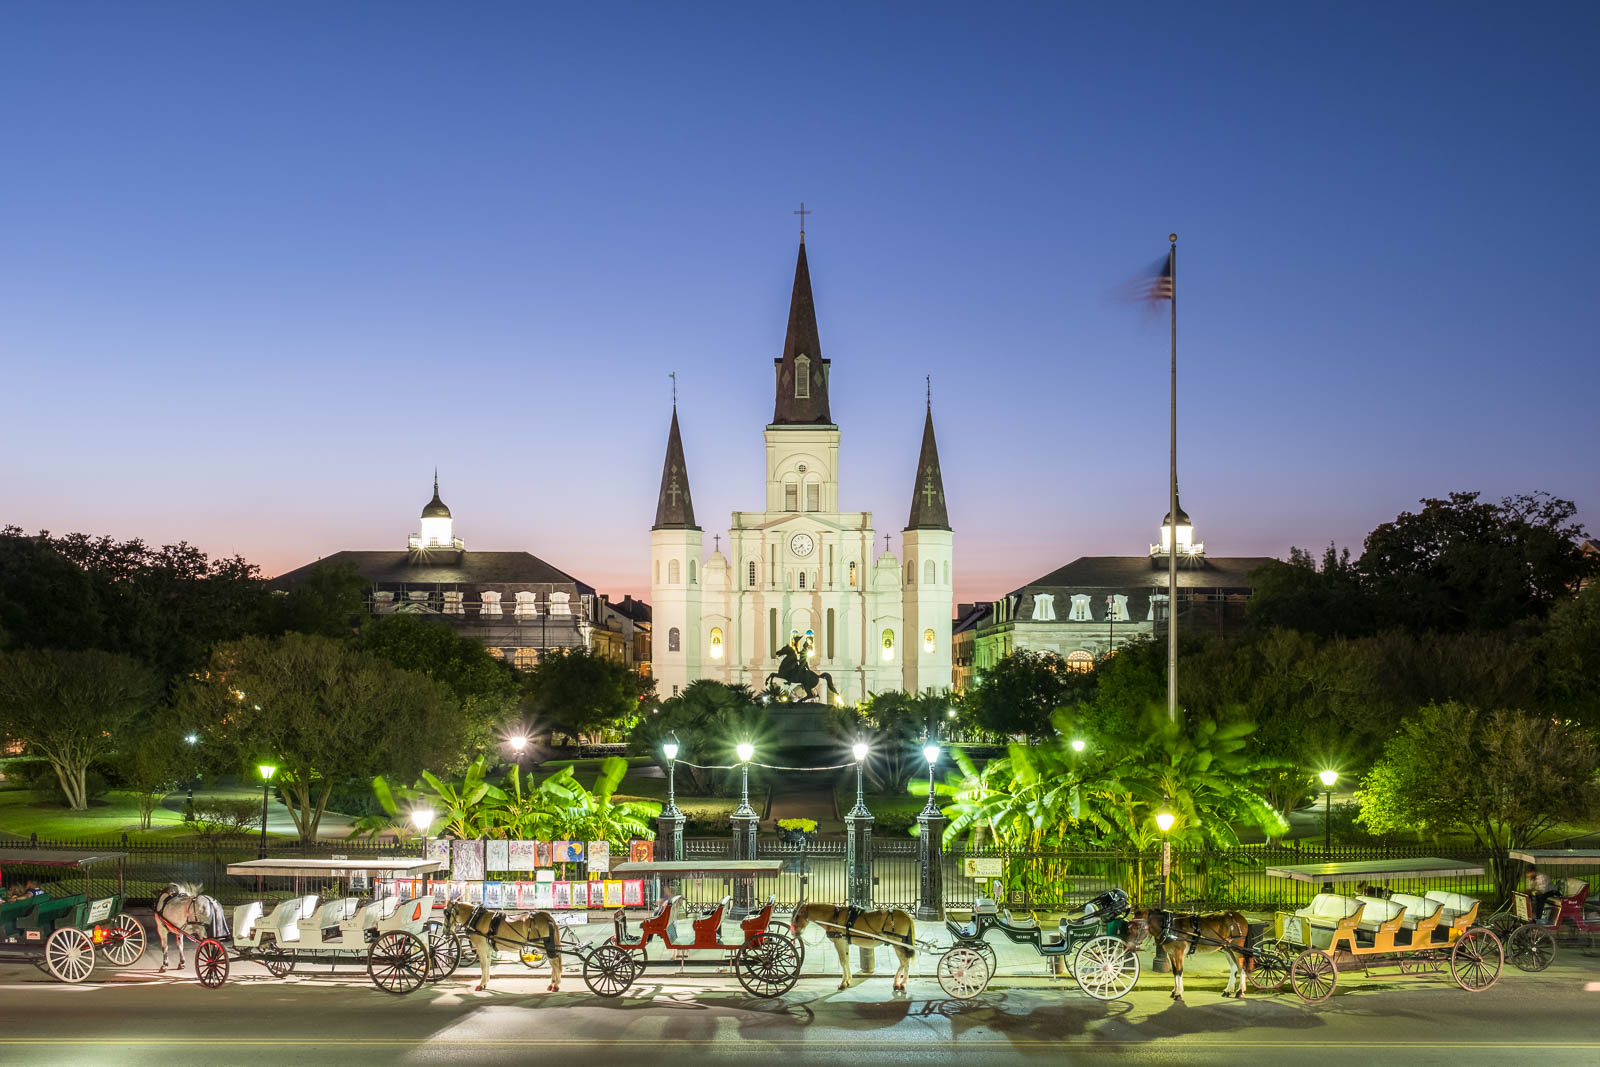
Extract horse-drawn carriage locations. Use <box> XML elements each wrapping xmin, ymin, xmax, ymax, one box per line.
<box><xmin>935</xmin><ymin>888</ymin><xmax>1140</xmax><ymax>1000</ymax></box>
<box><xmin>1493</xmin><ymin>848</ymin><xmax>1600</xmax><ymax>972</ymax></box>
<box><xmin>168</xmin><ymin>858</ymin><xmax>448</xmax><ymax>995</ymax></box>
<box><xmin>0</xmin><ymin>849</ymin><xmax>145</xmax><ymax>983</ymax></box>
<box><xmin>1257</xmin><ymin>857</ymin><xmax>1504</xmax><ymax>1003</ymax></box>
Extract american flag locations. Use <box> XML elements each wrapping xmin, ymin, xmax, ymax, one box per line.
<box><xmin>1145</xmin><ymin>251</ymin><xmax>1174</xmax><ymax>302</ymax></box>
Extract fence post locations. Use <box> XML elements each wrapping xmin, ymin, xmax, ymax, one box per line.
<box><xmin>656</xmin><ymin>809</ymin><xmax>684</xmax><ymax>863</ymax></box>
<box><xmin>845</xmin><ymin>803</ymin><xmax>874</xmax><ymax>908</ymax></box>
<box><xmin>730</xmin><ymin>785</ymin><xmax>759</xmax><ymax>921</ymax></box>
<box><xmin>916</xmin><ymin>810</ymin><xmax>946</xmax><ymax>921</ymax></box>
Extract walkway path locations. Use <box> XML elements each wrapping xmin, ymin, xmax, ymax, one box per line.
<box><xmin>767</xmin><ymin>787</ymin><xmax>840</xmax><ymax>833</ymax></box>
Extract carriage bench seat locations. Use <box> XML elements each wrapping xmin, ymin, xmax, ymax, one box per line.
<box><xmin>970</xmin><ymin>897</ymin><xmax>998</xmax><ymax>916</ymax></box>
<box><xmin>265</xmin><ymin>895</ymin><xmax>321</xmax><ymax>944</ymax></box>
<box><xmin>232</xmin><ymin>902</ymin><xmax>264</xmax><ymax>943</ymax></box>
<box><xmin>691</xmin><ymin>897</ymin><xmax>730</xmax><ymax>940</ymax></box>
<box><xmin>740</xmin><ymin>897</ymin><xmax>776</xmax><ymax>936</ymax></box>
<box><xmin>1558</xmin><ymin>879</ymin><xmax>1589</xmax><ymax>902</ymax></box>
<box><xmin>1389</xmin><ymin>893</ymin><xmax>1443</xmax><ymax>930</ymax></box>
<box><xmin>640</xmin><ymin>895</ymin><xmax>680</xmax><ymax>939</ymax></box>
<box><xmin>1000</xmin><ymin>909</ymin><xmax>1039</xmax><ymax>929</ymax></box>
<box><xmin>1294</xmin><ymin>894</ymin><xmax>1361</xmax><ymax>928</ymax></box>
<box><xmin>1424</xmin><ymin>891</ymin><xmax>1479</xmax><ymax>929</ymax></box>
<box><xmin>16</xmin><ymin>894</ymin><xmax>86</xmax><ymax>936</ymax></box>
<box><xmin>1354</xmin><ymin>895</ymin><xmax>1405</xmax><ymax>933</ymax></box>
<box><xmin>0</xmin><ymin>897</ymin><xmax>45</xmax><ymax>938</ymax></box>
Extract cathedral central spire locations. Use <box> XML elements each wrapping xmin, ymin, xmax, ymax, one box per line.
<box><xmin>771</xmin><ymin>239</ymin><xmax>833</xmax><ymax>425</ymax></box>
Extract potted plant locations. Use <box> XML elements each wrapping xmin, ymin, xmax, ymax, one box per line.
<box><xmin>776</xmin><ymin>817</ymin><xmax>818</xmax><ymax>844</ymax></box>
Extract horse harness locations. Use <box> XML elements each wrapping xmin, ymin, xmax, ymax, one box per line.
<box><xmin>825</xmin><ymin>905</ymin><xmax>912</xmax><ymax>947</ymax></box>
<box><xmin>463</xmin><ymin>905</ymin><xmax>558</xmax><ymax>958</ymax></box>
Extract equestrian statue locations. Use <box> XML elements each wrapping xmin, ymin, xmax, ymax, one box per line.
<box><xmin>765</xmin><ymin>632</ymin><xmax>834</xmax><ymax>702</ymax></box>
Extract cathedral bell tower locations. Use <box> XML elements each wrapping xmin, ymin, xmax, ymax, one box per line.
<box><xmin>901</xmin><ymin>402</ymin><xmax>953</xmax><ymax>695</ymax></box>
<box><xmin>650</xmin><ymin>406</ymin><xmax>702</xmax><ymax>698</ymax></box>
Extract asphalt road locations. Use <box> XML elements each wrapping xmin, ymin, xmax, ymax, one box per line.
<box><xmin>2</xmin><ymin>952</ymin><xmax>1597</xmax><ymax>1066</ymax></box>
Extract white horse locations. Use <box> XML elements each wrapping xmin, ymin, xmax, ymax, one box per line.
<box><xmin>153</xmin><ymin>883</ymin><xmax>228</xmax><ymax>971</ymax></box>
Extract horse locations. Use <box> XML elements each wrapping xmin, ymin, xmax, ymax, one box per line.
<box><xmin>1126</xmin><ymin>907</ymin><xmax>1251</xmax><ymax>1000</ymax></box>
<box><xmin>443</xmin><ymin>901</ymin><xmax>565</xmax><ymax>992</ymax></box>
<box><xmin>153</xmin><ymin>882</ymin><xmax>228</xmax><ymax>972</ymax></box>
<box><xmin>790</xmin><ymin>901</ymin><xmax>916</xmax><ymax>991</ymax></box>
<box><xmin>766</xmin><ymin>637</ymin><xmax>834</xmax><ymax>702</ymax></box>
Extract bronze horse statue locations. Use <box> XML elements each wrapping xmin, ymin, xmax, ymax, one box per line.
<box><xmin>765</xmin><ymin>634</ymin><xmax>833</xmax><ymax>701</ymax></box>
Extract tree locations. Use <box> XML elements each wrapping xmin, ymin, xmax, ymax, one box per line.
<box><xmin>1538</xmin><ymin>582</ymin><xmax>1600</xmax><ymax>731</ymax></box>
<box><xmin>187</xmin><ymin>633</ymin><xmax>461</xmax><ymax>842</ymax></box>
<box><xmin>0</xmin><ymin>649</ymin><xmax>156</xmax><ymax>809</ymax></box>
<box><xmin>628</xmin><ymin>681</ymin><xmax>772</xmax><ymax>794</ymax></box>
<box><xmin>1357</xmin><ymin>703</ymin><xmax>1598</xmax><ymax>898</ymax></box>
<box><xmin>523</xmin><ymin>647</ymin><xmax>653</xmax><ymax>742</ymax></box>
<box><xmin>846</xmin><ymin>690</ymin><xmax>956</xmax><ymax>794</ymax></box>
<box><xmin>1246</xmin><ymin>544</ymin><xmax>1371</xmax><ymax>638</ymax></box>
<box><xmin>967</xmin><ymin>650</ymin><xmax>1087</xmax><ymax>740</ymax></box>
<box><xmin>261</xmin><ymin>561</ymin><xmax>370</xmax><ymax>638</ymax></box>
<box><xmin>351</xmin><ymin>615</ymin><xmax>521</xmax><ymax>755</ymax></box>
<box><xmin>1358</xmin><ymin>491</ymin><xmax>1592</xmax><ymax>632</ymax></box>
<box><xmin>120</xmin><ymin>720</ymin><xmax>190</xmax><ymax>829</ymax></box>
<box><xmin>0</xmin><ymin>528</ymin><xmax>109</xmax><ymax>653</ymax></box>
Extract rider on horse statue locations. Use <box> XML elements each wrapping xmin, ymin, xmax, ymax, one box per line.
<box><xmin>768</xmin><ymin>632</ymin><xmax>833</xmax><ymax>702</ymax></box>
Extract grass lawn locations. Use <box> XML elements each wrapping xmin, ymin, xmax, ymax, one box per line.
<box><xmin>0</xmin><ymin>788</ymin><xmax>200</xmax><ymax>841</ymax></box>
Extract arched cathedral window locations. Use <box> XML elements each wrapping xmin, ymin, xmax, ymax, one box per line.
<box><xmin>924</xmin><ymin>560</ymin><xmax>935</xmax><ymax>586</ymax></box>
<box><xmin>748</xmin><ymin>560</ymin><xmax>757</xmax><ymax>587</ymax></box>
<box><xmin>668</xmin><ymin>627</ymin><xmax>681</xmax><ymax>652</ymax></box>
<box><xmin>881</xmin><ymin>629</ymin><xmax>895</xmax><ymax>660</ymax></box>
<box><xmin>668</xmin><ymin>559</ymin><xmax>680</xmax><ymax>585</ymax></box>
<box><xmin>795</xmin><ymin>354</ymin><xmax>810</xmax><ymax>399</ymax></box>
<box><xmin>709</xmin><ymin>627</ymin><xmax>724</xmax><ymax>659</ymax></box>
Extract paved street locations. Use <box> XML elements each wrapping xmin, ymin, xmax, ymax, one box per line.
<box><xmin>2</xmin><ymin>945</ymin><xmax>1596</xmax><ymax>1066</ymax></box>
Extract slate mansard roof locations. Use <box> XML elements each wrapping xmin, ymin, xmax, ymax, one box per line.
<box><xmin>1003</xmin><ymin>554</ymin><xmax>1279</xmax><ymax>623</ymax></box>
<box><xmin>271</xmin><ymin>551</ymin><xmax>595</xmax><ymax>594</ymax></box>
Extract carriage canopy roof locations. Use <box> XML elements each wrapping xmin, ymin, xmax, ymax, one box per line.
<box><xmin>0</xmin><ymin>850</ymin><xmax>128</xmax><ymax>868</ymax></box>
<box><xmin>224</xmin><ymin>858</ymin><xmax>442</xmax><ymax>877</ymax></box>
<box><xmin>1265</xmin><ymin>857</ymin><xmax>1486</xmax><ymax>884</ymax></box>
<box><xmin>1508</xmin><ymin>849</ymin><xmax>1600</xmax><ymax>865</ymax></box>
<box><xmin>610</xmin><ymin>860</ymin><xmax>786</xmax><ymax>877</ymax></box>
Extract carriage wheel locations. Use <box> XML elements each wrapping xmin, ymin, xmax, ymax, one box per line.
<box><xmin>195</xmin><ymin>938</ymin><xmax>230</xmax><ymax>989</ymax></box>
<box><xmin>1248</xmin><ymin>945</ymin><xmax>1290</xmax><ymax>992</ymax></box>
<box><xmin>1073</xmin><ymin>935</ymin><xmax>1140</xmax><ymax>1001</ymax></box>
<box><xmin>936</xmin><ymin>946</ymin><xmax>991</xmax><ymax>1000</ymax></box>
<box><xmin>767</xmin><ymin>921</ymin><xmax>805</xmax><ymax>967</ymax></box>
<box><xmin>100</xmin><ymin>913</ymin><xmax>146</xmax><ymax>967</ymax></box>
<box><xmin>1485</xmin><ymin>912</ymin><xmax>1520</xmax><ymax>940</ymax></box>
<box><xmin>1506</xmin><ymin>924</ymin><xmax>1555</xmax><ymax>973</ymax></box>
<box><xmin>582</xmin><ymin>943</ymin><xmax>637</xmax><ymax>998</ymax></box>
<box><xmin>735</xmin><ymin>933</ymin><xmax>801</xmax><ymax>998</ymax></box>
<box><xmin>367</xmin><ymin>931</ymin><xmax>429</xmax><ymax>995</ymax></box>
<box><xmin>261</xmin><ymin>944</ymin><xmax>297</xmax><ymax>978</ymax></box>
<box><xmin>519</xmin><ymin>927</ymin><xmax>578</xmax><ymax>971</ymax></box>
<box><xmin>424</xmin><ymin>922</ymin><xmax>460</xmax><ymax>982</ymax></box>
<box><xmin>1289</xmin><ymin>949</ymin><xmax>1338</xmax><ymax>1003</ymax></box>
<box><xmin>1450</xmin><ymin>928</ymin><xmax>1503</xmax><ymax>992</ymax></box>
<box><xmin>45</xmin><ymin>927</ymin><xmax>96</xmax><ymax>984</ymax></box>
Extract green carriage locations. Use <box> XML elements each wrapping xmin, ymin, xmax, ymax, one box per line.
<box><xmin>0</xmin><ymin>850</ymin><xmax>146</xmax><ymax>983</ymax></box>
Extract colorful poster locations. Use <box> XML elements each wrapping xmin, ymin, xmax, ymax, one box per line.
<box><xmin>533</xmin><ymin>880</ymin><xmax>554</xmax><ymax>909</ymax></box>
<box><xmin>448</xmin><ymin>880</ymin><xmax>467</xmax><ymax>904</ymax></box>
<box><xmin>552</xmin><ymin>882</ymin><xmax>572</xmax><ymax>909</ymax></box>
<box><xmin>622</xmin><ymin>880</ymin><xmax>645</xmax><ymax>907</ymax></box>
<box><xmin>557</xmin><ymin>841</ymin><xmax>585</xmax><ymax>863</ymax></box>
<box><xmin>535</xmin><ymin>841</ymin><xmax>553</xmax><ymax>867</ymax></box>
<box><xmin>517</xmin><ymin>882</ymin><xmax>541</xmax><ymax>909</ymax></box>
<box><xmin>453</xmin><ymin>839</ymin><xmax>486</xmax><ymax>880</ymax></box>
<box><xmin>629</xmin><ymin>840</ymin><xmax>654</xmax><ymax>864</ymax></box>
<box><xmin>486</xmin><ymin>840</ymin><xmax>510</xmax><ymax>872</ymax></box>
<box><xmin>482</xmin><ymin>881</ymin><xmax>503</xmax><ymax>909</ymax></box>
<box><xmin>586</xmin><ymin>841</ymin><xmax>610</xmax><ymax>874</ymax></box>
<box><xmin>508</xmin><ymin>840</ymin><xmax>537</xmax><ymax>870</ymax></box>
<box><xmin>427</xmin><ymin>839</ymin><xmax>451</xmax><ymax>871</ymax></box>
<box><xmin>603</xmin><ymin>881</ymin><xmax>624</xmax><ymax>908</ymax></box>
<box><xmin>429</xmin><ymin>881</ymin><xmax>449</xmax><ymax>906</ymax></box>
<box><xmin>465</xmin><ymin>881</ymin><xmax>484</xmax><ymax>905</ymax></box>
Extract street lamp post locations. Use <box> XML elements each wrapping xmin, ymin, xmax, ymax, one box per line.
<box><xmin>184</xmin><ymin>734</ymin><xmax>199</xmax><ymax>821</ymax></box>
<box><xmin>846</xmin><ymin>741</ymin><xmax>874</xmax><ymax>908</ymax></box>
<box><xmin>658</xmin><ymin>736</ymin><xmax>685</xmax><ymax>862</ymax></box>
<box><xmin>411</xmin><ymin>806</ymin><xmax>435</xmax><ymax>876</ymax></box>
<box><xmin>257</xmin><ymin>764</ymin><xmax>277</xmax><ymax>859</ymax></box>
<box><xmin>1152</xmin><ymin>808</ymin><xmax>1176</xmax><ymax>972</ymax></box>
<box><xmin>509</xmin><ymin>733</ymin><xmax>528</xmax><ymax>775</ymax></box>
<box><xmin>1319</xmin><ymin>770</ymin><xmax>1339</xmax><ymax>859</ymax></box>
<box><xmin>916</xmin><ymin>743</ymin><xmax>945</xmax><ymax>920</ymax></box>
<box><xmin>731</xmin><ymin>742</ymin><xmax>757</xmax><ymax>918</ymax></box>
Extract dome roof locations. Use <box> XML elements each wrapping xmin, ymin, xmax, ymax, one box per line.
<box><xmin>421</xmin><ymin>472</ymin><xmax>451</xmax><ymax>519</ymax></box>
<box><xmin>1162</xmin><ymin>503</ymin><xmax>1191</xmax><ymax>526</ymax></box>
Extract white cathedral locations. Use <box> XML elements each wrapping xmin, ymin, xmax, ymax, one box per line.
<box><xmin>649</xmin><ymin>237</ymin><xmax>954</xmax><ymax>704</ymax></box>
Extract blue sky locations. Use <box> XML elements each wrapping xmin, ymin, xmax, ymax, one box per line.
<box><xmin>3</xmin><ymin>2</ymin><xmax>1595</xmax><ymax>602</ymax></box>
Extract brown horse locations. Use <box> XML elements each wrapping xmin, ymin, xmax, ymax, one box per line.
<box><xmin>790</xmin><ymin>902</ymin><xmax>916</xmax><ymax>991</ymax></box>
<box><xmin>444</xmin><ymin>901</ymin><xmax>565</xmax><ymax>992</ymax></box>
<box><xmin>1126</xmin><ymin>908</ymin><xmax>1251</xmax><ymax>999</ymax></box>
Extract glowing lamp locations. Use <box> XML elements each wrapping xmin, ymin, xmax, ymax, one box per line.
<box><xmin>947</xmin><ymin>708</ymin><xmax>957</xmax><ymax>719</ymax></box>
<box><xmin>736</xmin><ymin>742</ymin><xmax>754</xmax><ymax>763</ymax></box>
<box><xmin>663</xmin><ymin>741</ymin><xmax>679</xmax><ymax>762</ymax></box>
<box><xmin>1319</xmin><ymin>769</ymin><xmax>1339</xmax><ymax>788</ymax></box>
<box><xmin>185</xmin><ymin>734</ymin><xmax>198</xmax><ymax>745</ymax></box>
<box><xmin>411</xmin><ymin>807</ymin><xmax>434</xmax><ymax>832</ymax></box>
<box><xmin>923</xmin><ymin>743</ymin><xmax>941</xmax><ymax>765</ymax></box>
<box><xmin>510</xmin><ymin>735</ymin><xmax>528</xmax><ymax>753</ymax></box>
<box><xmin>852</xmin><ymin>742</ymin><xmax>869</xmax><ymax>762</ymax></box>
<box><xmin>257</xmin><ymin>764</ymin><xmax>277</xmax><ymax>781</ymax></box>
<box><xmin>1071</xmin><ymin>739</ymin><xmax>1086</xmax><ymax>753</ymax></box>
<box><xmin>1155</xmin><ymin>811</ymin><xmax>1176</xmax><ymax>833</ymax></box>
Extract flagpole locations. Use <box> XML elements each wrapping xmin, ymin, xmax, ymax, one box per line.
<box><xmin>1167</xmin><ymin>233</ymin><xmax>1178</xmax><ymax>724</ymax></box>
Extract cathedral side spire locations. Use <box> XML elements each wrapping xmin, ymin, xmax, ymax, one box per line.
<box><xmin>905</xmin><ymin>405</ymin><xmax>951</xmax><ymax>531</ymax></box>
<box><xmin>771</xmin><ymin>239</ymin><xmax>833</xmax><ymax>425</ymax></box>
<box><xmin>652</xmin><ymin>407</ymin><xmax>699</xmax><ymax>530</ymax></box>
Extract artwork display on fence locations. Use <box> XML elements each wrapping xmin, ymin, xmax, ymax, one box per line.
<box><xmin>553</xmin><ymin>882</ymin><xmax>571</xmax><ymax>909</ymax></box>
<box><xmin>429</xmin><ymin>881</ymin><xmax>448</xmax><ymax>906</ymax></box>
<box><xmin>602</xmin><ymin>881</ymin><xmax>624</xmax><ymax>908</ymax></box>
<box><xmin>483</xmin><ymin>881</ymin><xmax>504</xmax><ymax>908</ymax></box>
<box><xmin>586</xmin><ymin>841</ymin><xmax>610</xmax><ymax>874</ymax></box>
<box><xmin>465</xmin><ymin>881</ymin><xmax>483</xmax><ymax>905</ymax></box>
<box><xmin>486</xmin><ymin>840</ymin><xmax>510</xmax><ymax>872</ymax></box>
<box><xmin>509</xmin><ymin>840</ymin><xmax>537</xmax><ymax>869</ymax></box>
<box><xmin>453</xmin><ymin>840</ymin><xmax>486</xmax><ymax>880</ymax></box>
<box><xmin>553</xmin><ymin>841</ymin><xmax>584</xmax><ymax>863</ymax></box>
<box><xmin>629</xmin><ymin>840</ymin><xmax>654</xmax><ymax>864</ymax></box>
<box><xmin>535</xmin><ymin>841</ymin><xmax>553</xmax><ymax>867</ymax></box>
<box><xmin>622</xmin><ymin>879</ymin><xmax>644</xmax><ymax>907</ymax></box>
<box><xmin>427</xmin><ymin>839</ymin><xmax>451</xmax><ymax>870</ymax></box>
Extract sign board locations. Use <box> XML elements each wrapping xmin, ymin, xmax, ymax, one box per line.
<box><xmin>962</xmin><ymin>857</ymin><xmax>1004</xmax><ymax>879</ymax></box>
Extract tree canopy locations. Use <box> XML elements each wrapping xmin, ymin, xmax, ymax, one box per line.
<box><xmin>523</xmin><ymin>646</ymin><xmax>653</xmax><ymax>742</ymax></box>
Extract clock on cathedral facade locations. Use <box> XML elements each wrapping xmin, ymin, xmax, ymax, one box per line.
<box><xmin>649</xmin><ymin>237</ymin><xmax>954</xmax><ymax>704</ymax></box>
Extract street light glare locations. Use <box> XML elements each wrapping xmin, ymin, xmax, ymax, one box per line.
<box><xmin>184</xmin><ymin>733</ymin><xmax>198</xmax><ymax>745</ymax></box>
<box><xmin>510</xmin><ymin>734</ymin><xmax>527</xmax><ymax>752</ymax></box>
<box><xmin>923</xmin><ymin>743</ymin><xmax>941</xmax><ymax>765</ymax></box>
<box><xmin>852</xmin><ymin>742</ymin><xmax>869</xmax><ymax>762</ymax></box>
<box><xmin>1071</xmin><ymin>739</ymin><xmax>1086</xmax><ymax>753</ymax></box>
<box><xmin>257</xmin><ymin>764</ymin><xmax>277</xmax><ymax>781</ymax></box>
<box><xmin>1155</xmin><ymin>811</ymin><xmax>1176</xmax><ymax>833</ymax></box>
<box><xmin>663</xmin><ymin>741</ymin><xmax>679</xmax><ymax>761</ymax></box>
<box><xmin>737</xmin><ymin>742</ymin><xmax>754</xmax><ymax>763</ymax></box>
<box><xmin>1319</xmin><ymin>769</ymin><xmax>1340</xmax><ymax>787</ymax></box>
<box><xmin>410</xmin><ymin>807</ymin><xmax>434</xmax><ymax>831</ymax></box>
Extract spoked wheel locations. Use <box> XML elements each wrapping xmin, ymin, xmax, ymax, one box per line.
<box><xmin>937</xmin><ymin>946</ymin><xmax>992</xmax><ymax>1000</ymax></box>
<box><xmin>734</xmin><ymin>933</ymin><xmax>802</xmax><ymax>998</ymax></box>
<box><xmin>260</xmin><ymin>944</ymin><xmax>297</xmax><ymax>978</ymax></box>
<box><xmin>1248</xmin><ymin>946</ymin><xmax>1291</xmax><ymax>992</ymax></box>
<box><xmin>767</xmin><ymin>920</ymin><xmax>805</xmax><ymax>967</ymax></box>
<box><xmin>1485</xmin><ymin>913</ymin><xmax>1520</xmax><ymax>940</ymax></box>
<box><xmin>1289</xmin><ymin>948</ymin><xmax>1338</xmax><ymax>1004</ymax></box>
<box><xmin>1506</xmin><ymin>924</ymin><xmax>1556</xmax><ymax>973</ymax></box>
<box><xmin>45</xmin><ymin>927</ymin><xmax>96</xmax><ymax>983</ymax></box>
<box><xmin>424</xmin><ymin>921</ymin><xmax>460</xmax><ymax>982</ymax></box>
<box><xmin>521</xmin><ymin>926</ymin><xmax>579</xmax><ymax>971</ymax></box>
<box><xmin>1450</xmin><ymin>927</ymin><xmax>1503</xmax><ymax>992</ymax></box>
<box><xmin>100</xmin><ymin>913</ymin><xmax>146</xmax><ymax>967</ymax></box>
<box><xmin>582</xmin><ymin>943</ymin><xmax>637</xmax><ymax>998</ymax></box>
<box><xmin>195</xmin><ymin>938</ymin><xmax>229</xmax><ymax>989</ymax></box>
<box><xmin>367</xmin><ymin>931</ymin><xmax>429</xmax><ymax>995</ymax></box>
<box><xmin>1072</xmin><ymin>935</ymin><xmax>1140</xmax><ymax>1001</ymax></box>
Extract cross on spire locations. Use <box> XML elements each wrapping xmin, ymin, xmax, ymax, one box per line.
<box><xmin>669</xmin><ymin>370</ymin><xmax>677</xmax><ymax>407</ymax></box>
<box><xmin>926</xmin><ymin>374</ymin><xmax>931</xmax><ymax>410</ymax></box>
<box><xmin>793</xmin><ymin>201</ymin><xmax>811</xmax><ymax>241</ymax></box>
<box><xmin>666</xmin><ymin>465</ymin><xmax>681</xmax><ymax>507</ymax></box>
<box><xmin>714</xmin><ymin>534</ymin><xmax>721</xmax><ymax>552</ymax></box>
<box><xmin>922</xmin><ymin>466</ymin><xmax>939</xmax><ymax>508</ymax></box>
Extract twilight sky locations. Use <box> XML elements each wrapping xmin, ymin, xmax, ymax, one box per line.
<box><xmin>3</xmin><ymin>3</ymin><xmax>1595</xmax><ymax>606</ymax></box>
